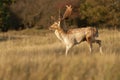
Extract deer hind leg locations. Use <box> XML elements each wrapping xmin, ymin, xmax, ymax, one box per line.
<box><xmin>88</xmin><ymin>43</ymin><xmax>93</xmax><ymax>53</ymax></box>
<box><xmin>95</xmin><ymin>40</ymin><xmax>103</xmax><ymax>54</ymax></box>
<box><xmin>86</xmin><ymin>37</ymin><xmax>93</xmax><ymax>53</ymax></box>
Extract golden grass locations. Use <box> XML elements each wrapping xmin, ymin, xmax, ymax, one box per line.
<box><xmin>0</xmin><ymin>29</ymin><xmax>120</xmax><ymax>80</ymax></box>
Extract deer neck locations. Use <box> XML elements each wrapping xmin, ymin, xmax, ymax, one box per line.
<box><xmin>54</xmin><ymin>28</ymin><xmax>66</xmax><ymax>41</ymax></box>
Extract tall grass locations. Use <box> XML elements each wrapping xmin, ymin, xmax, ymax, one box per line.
<box><xmin>0</xmin><ymin>29</ymin><xmax>120</xmax><ymax>80</ymax></box>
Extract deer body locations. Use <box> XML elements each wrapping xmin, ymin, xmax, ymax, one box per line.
<box><xmin>55</xmin><ymin>28</ymin><xmax>86</xmax><ymax>44</ymax></box>
<box><xmin>49</xmin><ymin>21</ymin><xmax>102</xmax><ymax>55</ymax></box>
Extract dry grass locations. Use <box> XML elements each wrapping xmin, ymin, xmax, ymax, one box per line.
<box><xmin>0</xmin><ymin>29</ymin><xmax>120</xmax><ymax>80</ymax></box>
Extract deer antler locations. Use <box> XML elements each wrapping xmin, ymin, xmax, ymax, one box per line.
<box><xmin>58</xmin><ymin>8</ymin><xmax>61</xmax><ymax>21</ymax></box>
<box><xmin>62</xmin><ymin>5</ymin><xmax>72</xmax><ymax>20</ymax></box>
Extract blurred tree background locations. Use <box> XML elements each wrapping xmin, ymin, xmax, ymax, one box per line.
<box><xmin>0</xmin><ymin>0</ymin><xmax>16</xmax><ymax>32</ymax></box>
<box><xmin>79</xmin><ymin>0</ymin><xmax>120</xmax><ymax>29</ymax></box>
<box><xmin>0</xmin><ymin>0</ymin><xmax>120</xmax><ymax>32</ymax></box>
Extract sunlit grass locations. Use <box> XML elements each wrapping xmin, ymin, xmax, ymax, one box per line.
<box><xmin>0</xmin><ymin>29</ymin><xmax>120</xmax><ymax>80</ymax></box>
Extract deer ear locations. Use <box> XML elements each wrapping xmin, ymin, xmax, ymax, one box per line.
<box><xmin>51</xmin><ymin>16</ymin><xmax>56</xmax><ymax>21</ymax></box>
<box><xmin>66</xmin><ymin>5</ymin><xmax>72</xmax><ymax>8</ymax></box>
<box><xmin>66</xmin><ymin>5</ymin><xmax>69</xmax><ymax>8</ymax></box>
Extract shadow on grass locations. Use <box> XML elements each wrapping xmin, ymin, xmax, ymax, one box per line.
<box><xmin>0</xmin><ymin>36</ymin><xmax>24</xmax><ymax>42</ymax></box>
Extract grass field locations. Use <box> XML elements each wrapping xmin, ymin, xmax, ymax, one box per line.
<box><xmin>0</xmin><ymin>29</ymin><xmax>120</xmax><ymax>80</ymax></box>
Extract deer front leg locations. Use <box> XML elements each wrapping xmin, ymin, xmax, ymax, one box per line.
<box><xmin>88</xmin><ymin>43</ymin><xmax>93</xmax><ymax>53</ymax></box>
<box><xmin>65</xmin><ymin>44</ymin><xmax>73</xmax><ymax>56</ymax></box>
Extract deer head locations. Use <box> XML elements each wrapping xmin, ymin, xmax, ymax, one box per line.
<box><xmin>49</xmin><ymin>9</ymin><xmax>62</xmax><ymax>31</ymax></box>
<box><xmin>49</xmin><ymin>20</ymin><xmax>61</xmax><ymax>30</ymax></box>
<box><xmin>49</xmin><ymin>5</ymin><xmax>73</xmax><ymax>30</ymax></box>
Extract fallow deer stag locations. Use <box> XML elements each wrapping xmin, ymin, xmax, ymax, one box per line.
<box><xmin>49</xmin><ymin>5</ymin><xmax>102</xmax><ymax>56</ymax></box>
